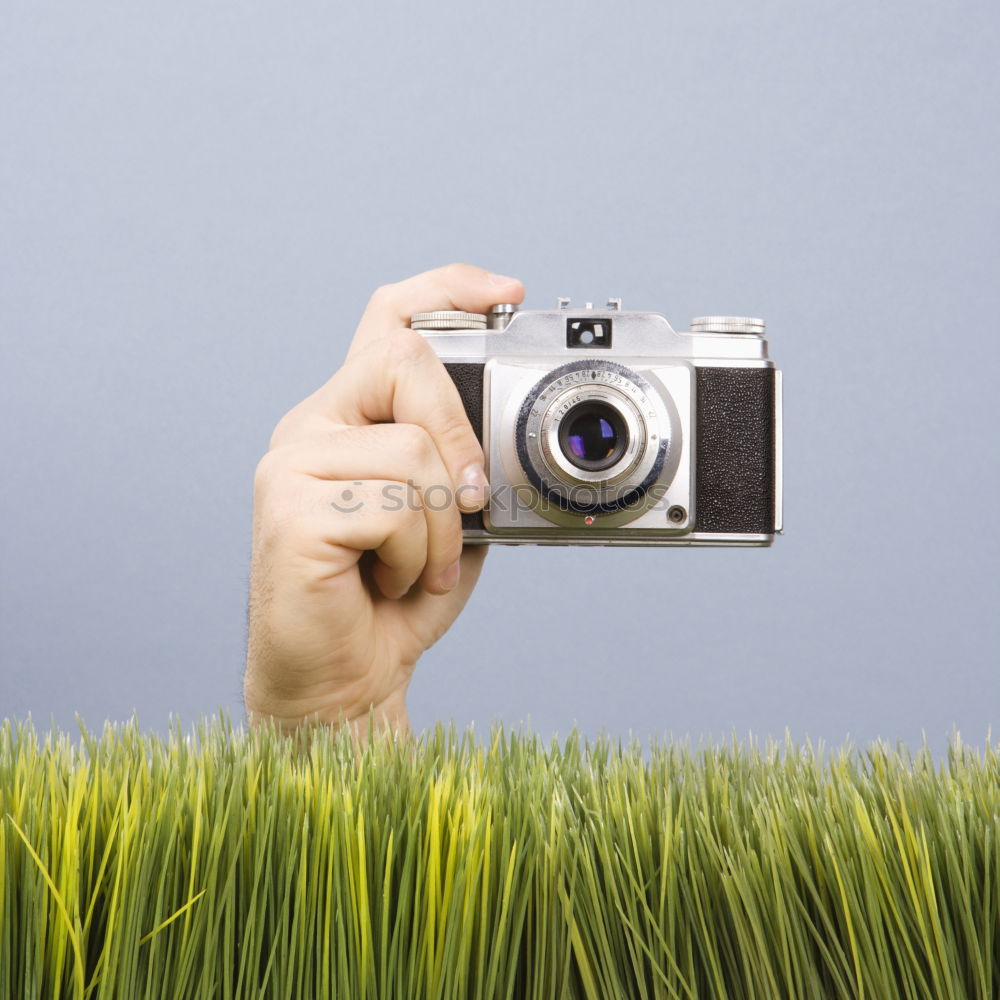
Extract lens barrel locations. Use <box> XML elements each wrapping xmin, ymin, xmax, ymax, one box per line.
<box><xmin>515</xmin><ymin>359</ymin><xmax>673</xmax><ymax>517</ymax></box>
<box><xmin>557</xmin><ymin>402</ymin><xmax>628</xmax><ymax>471</ymax></box>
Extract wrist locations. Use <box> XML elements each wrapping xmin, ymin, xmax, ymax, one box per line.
<box><xmin>245</xmin><ymin>684</ymin><xmax>411</xmax><ymax>742</ymax></box>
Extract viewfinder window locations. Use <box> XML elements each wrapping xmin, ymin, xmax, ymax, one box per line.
<box><xmin>566</xmin><ymin>318</ymin><xmax>612</xmax><ymax>349</ymax></box>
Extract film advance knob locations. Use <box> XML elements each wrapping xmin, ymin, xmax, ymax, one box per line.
<box><xmin>410</xmin><ymin>310</ymin><xmax>488</xmax><ymax>331</ymax></box>
<box><xmin>690</xmin><ymin>316</ymin><xmax>766</xmax><ymax>335</ymax></box>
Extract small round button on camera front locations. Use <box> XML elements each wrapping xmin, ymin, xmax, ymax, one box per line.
<box><xmin>411</xmin><ymin>310</ymin><xmax>488</xmax><ymax>331</ymax></box>
<box><xmin>691</xmin><ymin>316</ymin><xmax>766</xmax><ymax>335</ymax></box>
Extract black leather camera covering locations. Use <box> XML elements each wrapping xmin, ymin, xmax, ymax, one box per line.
<box><xmin>444</xmin><ymin>363</ymin><xmax>486</xmax><ymax>531</ymax></box>
<box><xmin>694</xmin><ymin>366</ymin><xmax>776</xmax><ymax>534</ymax></box>
<box><xmin>444</xmin><ymin>362</ymin><xmax>777</xmax><ymax>536</ymax></box>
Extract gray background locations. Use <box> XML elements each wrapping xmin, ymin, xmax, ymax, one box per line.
<box><xmin>2</xmin><ymin>1</ymin><xmax>998</xmax><ymax>752</ymax></box>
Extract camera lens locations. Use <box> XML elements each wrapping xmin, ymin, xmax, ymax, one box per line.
<box><xmin>558</xmin><ymin>402</ymin><xmax>628</xmax><ymax>472</ymax></box>
<box><xmin>515</xmin><ymin>358</ymin><xmax>677</xmax><ymax>521</ymax></box>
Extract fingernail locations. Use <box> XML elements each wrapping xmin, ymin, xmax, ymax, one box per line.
<box><xmin>486</xmin><ymin>271</ymin><xmax>520</xmax><ymax>286</ymax></box>
<box><xmin>457</xmin><ymin>463</ymin><xmax>489</xmax><ymax>511</ymax></box>
<box><xmin>439</xmin><ymin>559</ymin><xmax>461</xmax><ymax>591</ymax></box>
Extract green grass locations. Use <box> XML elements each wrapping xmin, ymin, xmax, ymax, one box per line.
<box><xmin>1</xmin><ymin>717</ymin><xmax>998</xmax><ymax>999</ymax></box>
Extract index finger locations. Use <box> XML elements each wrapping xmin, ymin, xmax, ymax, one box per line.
<box><xmin>324</xmin><ymin>332</ymin><xmax>489</xmax><ymax>511</ymax></box>
<box><xmin>349</xmin><ymin>263</ymin><xmax>524</xmax><ymax>355</ymax></box>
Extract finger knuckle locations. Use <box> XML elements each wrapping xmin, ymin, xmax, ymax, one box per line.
<box><xmin>367</xmin><ymin>281</ymin><xmax>399</xmax><ymax>311</ymax></box>
<box><xmin>442</xmin><ymin>261</ymin><xmax>473</xmax><ymax>279</ymax></box>
<box><xmin>269</xmin><ymin>410</ymin><xmax>298</xmax><ymax>449</ymax></box>
<box><xmin>299</xmin><ymin>414</ymin><xmax>342</xmax><ymax>445</ymax></box>
<box><xmin>420</xmin><ymin>478</ymin><xmax>457</xmax><ymax>519</ymax></box>
<box><xmin>253</xmin><ymin>496</ymin><xmax>309</xmax><ymax>553</ymax></box>
<box><xmin>390</xmin><ymin>327</ymin><xmax>433</xmax><ymax>366</ymax></box>
<box><xmin>253</xmin><ymin>449</ymin><xmax>286</xmax><ymax>499</ymax></box>
<box><xmin>398</xmin><ymin>496</ymin><xmax>429</xmax><ymax>533</ymax></box>
<box><xmin>267</xmin><ymin>516</ymin><xmax>339</xmax><ymax>568</ymax></box>
<box><xmin>431</xmin><ymin>411</ymin><xmax>483</xmax><ymax>471</ymax></box>
<box><xmin>437</xmin><ymin>408</ymin><xmax>479</xmax><ymax>450</ymax></box>
<box><xmin>253</xmin><ymin>449</ymin><xmax>312</xmax><ymax>527</ymax></box>
<box><xmin>393</xmin><ymin>422</ymin><xmax>435</xmax><ymax>462</ymax></box>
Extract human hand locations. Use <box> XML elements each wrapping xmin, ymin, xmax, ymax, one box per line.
<box><xmin>244</xmin><ymin>264</ymin><xmax>525</xmax><ymax>737</ymax></box>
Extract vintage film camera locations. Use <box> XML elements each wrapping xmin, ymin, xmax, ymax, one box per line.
<box><xmin>412</xmin><ymin>300</ymin><xmax>782</xmax><ymax>546</ymax></box>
